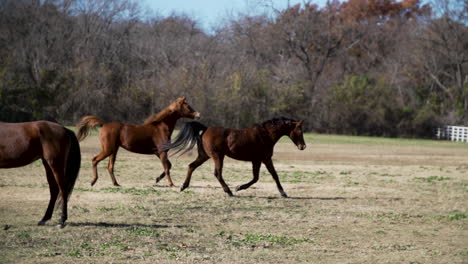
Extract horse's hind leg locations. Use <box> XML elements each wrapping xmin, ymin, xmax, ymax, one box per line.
<box><xmin>158</xmin><ymin>152</ymin><xmax>174</xmax><ymax>187</ymax></box>
<box><xmin>212</xmin><ymin>154</ymin><xmax>233</xmax><ymax>196</ymax></box>
<box><xmin>38</xmin><ymin>160</ymin><xmax>59</xmax><ymax>226</ymax></box>
<box><xmin>264</xmin><ymin>159</ymin><xmax>287</xmax><ymax>198</ymax></box>
<box><xmin>155</xmin><ymin>171</ymin><xmax>166</xmax><ymax>184</ymax></box>
<box><xmin>91</xmin><ymin>150</ymin><xmax>112</xmax><ymax>186</ymax></box>
<box><xmin>181</xmin><ymin>152</ymin><xmax>209</xmax><ymax>192</ymax></box>
<box><xmin>235</xmin><ymin>161</ymin><xmax>261</xmax><ymax>192</ymax></box>
<box><xmin>153</xmin><ymin>152</ymin><xmax>166</xmax><ymax>184</ymax></box>
<box><xmin>107</xmin><ymin>150</ymin><xmax>120</xmax><ymax>186</ymax></box>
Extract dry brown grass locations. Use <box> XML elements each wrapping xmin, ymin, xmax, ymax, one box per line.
<box><xmin>0</xmin><ymin>133</ymin><xmax>467</xmax><ymax>263</ymax></box>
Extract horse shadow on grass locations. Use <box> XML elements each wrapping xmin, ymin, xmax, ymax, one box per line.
<box><xmin>176</xmin><ymin>185</ymin><xmax>348</xmax><ymax>200</ymax></box>
<box><xmin>153</xmin><ymin>184</ymin><xmax>402</xmax><ymax>201</ymax></box>
<box><xmin>237</xmin><ymin>195</ymin><xmax>347</xmax><ymax>200</ymax></box>
<box><xmin>238</xmin><ymin>195</ymin><xmax>403</xmax><ymax>201</ymax></box>
<box><xmin>68</xmin><ymin>222</ymin><xmax>189</xmax><ymax>229</ymax></box>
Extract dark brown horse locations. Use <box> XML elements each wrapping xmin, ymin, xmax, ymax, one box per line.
<box><xmin>76</xmin><ymin>97</ymin><xmax>200</xmax><ymax>187</ymax></box>
<box><xmin>163</xmin><ymin>117</ymin><xmax>306</xmax><ymax>197</ymax></box>
<box><xmin>0</xmin><ymin>121</ymin><xmax>81</xmax><ymax>227</ymax></box>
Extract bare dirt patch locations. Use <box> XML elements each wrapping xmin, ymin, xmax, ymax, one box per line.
<box><xmin>0</xmin><ymin>133</ymin><xmax>467</xmax><ymax>263</ymax></box>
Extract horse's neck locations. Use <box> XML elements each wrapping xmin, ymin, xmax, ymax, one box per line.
<box><xmin>259</xmin><ymin>126</ymin><xmax>285</xmax><ymax>146</ymax></box>
<box><xmin>156</xmin><ymin>112</ymin><xmax>180</xmax><ymax>131</ymax></box>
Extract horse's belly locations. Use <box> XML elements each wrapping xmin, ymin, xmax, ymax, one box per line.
<box><xmin>121</xmin><ymin>145</ymin><xmax>155</xmax><ymax>154</ymax></box>
<box><xmin>226</xmin><ymin>149</ymin><xmax>266</xmax><ymax>161</ymax></box>
<box><xmin>0</xmin><ymin>149</ymin><xmax>41</xmax><ymax>168</ymax></box>
<box><xmin>0</xmin><ymin>157</ymin><xmax>40</xmax><ymax>168</ymax></box>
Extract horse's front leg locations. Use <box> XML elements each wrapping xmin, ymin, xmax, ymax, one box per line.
<box><xmin>264</xmin><ymin>159</ymin><xmax>288</xmax><ymax>198</ymax></box>
<box><xmin>158</xmin><ymin>151</ymin><xmax>174</xmax><ymax>187</ymax></box>
<box><xmin>236</xmin><ymin>161</ymin><xmax>261</xmax><ymax>192</ymax></box>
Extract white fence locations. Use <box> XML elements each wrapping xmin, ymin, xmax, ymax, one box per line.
<box><xmin>435</xmin><ymin>126</ymin><xmax>468</xmax><ymax>142</ymax></box>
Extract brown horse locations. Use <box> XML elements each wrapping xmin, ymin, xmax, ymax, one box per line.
<box><xmin>0</xmin><ymin>121</ymin><xmax>81</xmax><ymax>227</ymax></box>
<box><xmin>76</xmin><ymin>97</ymin><xmax>200</xmax><ymax>187</ymax></box>
<box><xmin>163</xmin><ymin>117</ymin><xmax>306</xmax><ymax>197</ymax></box>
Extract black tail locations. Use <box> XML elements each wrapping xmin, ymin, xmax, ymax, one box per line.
<box><xmin>163</xmin><ymin>121</ymin><xmax>208</xmax><ymax>156</ymax></box>
<box><xmin>56</xmin><ymin>128</ymin><xmax>81</xmax><ymax>210</ymax></box>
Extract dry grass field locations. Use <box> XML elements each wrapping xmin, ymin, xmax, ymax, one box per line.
<box><xmin>0</xmin><ymin>132</ymin><xmax>467</xmax><ymax>263</ymax></box>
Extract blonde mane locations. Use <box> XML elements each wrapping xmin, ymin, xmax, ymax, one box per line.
<box><xmin>143</xmin><ymin>103</ymin><xmax>175</xmax><ymax>125</ymax></box>
<box><xmin>143</xmin><ymin>108</ymin><xmax>172</xmax><ymax>125</ymax></box>
<box><xmin>143</xmin><ymin>106</ymin><xmax>172</xmax><ymax>125</ymax></box>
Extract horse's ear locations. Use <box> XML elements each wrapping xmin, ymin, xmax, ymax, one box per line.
<box><xmin>175</xmin><ymin>96</ymin><xmax>186</xmax><ymax>106</ymax></box>
<box><xmin>296</xmin><ymin>120</ymin><xmax>304</xmax><ymax>127</ymax></box>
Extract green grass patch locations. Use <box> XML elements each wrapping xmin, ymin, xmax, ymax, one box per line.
<box><xmin>17</xmin><ymin>232</ymin><xmax>31</xmax><ymax>239</ymax></box>
<box><xmin>101</xmin><ymin>187</ymin><xmax>161</xmax><ymax>196</ymax></box>
<box><xmin>434</xmin><ymin>212</ymin><xmax>468</xmax><ymax>221</ymax></box>
<box><xmin>221</xmin><ymin>232</ymin><xmax>310</xmax><ymax>247</ymax></box>
<box><xmin>65</xmin><ymin>249</ymin><xmax>82</xmax><ymax>257</ymax></box>
<box><xmin>126</xmin><ymin>227</ymin><xmax>160</xmax><ymax>236</ymax></box>
<box><xmin>414</xmin><ymin>176</ymin><xmax>451</xmax><ymax>183</ymax></box>
<box><xmin>380</xmin><ymin>173</ymin><xmax>401</xmax><ymax>177</ymax></box>
<box><xmin>100</xmin><ymin>239</ymin><xmax>129</xmax><ymax>251</ymax></box>
<box><xmin>281</xmin><ymin>170</ymin><xmax>332</xmax><ymax>183</ymax></box>
<box><xmin>158</xmin><ymin>245</ymin><xmax>180</xmax><ymax>252</ymax></box>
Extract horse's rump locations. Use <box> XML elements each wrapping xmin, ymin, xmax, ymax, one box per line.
<box><xmin>0</xmin><ymin>120</ymin><xmax>81</xmax><ymax>226</ymax></box>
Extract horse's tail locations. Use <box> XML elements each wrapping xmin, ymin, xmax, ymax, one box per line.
<box><xmin>76</xmin><ymin>115</ymin><xmax>104</xmax><ymax>141</ymax></box>
<box><xmin>55</xmin><ymin>127</ymin><xmax>81</xmax><ymax>210</ymax></box>
<box><xmin>162</xmin><ymin>121</ymin><xmax>208</xmax><ymax>156</ymax></box>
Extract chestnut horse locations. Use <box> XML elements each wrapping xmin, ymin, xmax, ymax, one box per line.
<box><xmin>0</xmin><ymin>121</ymin><xmax>81</xmax><ymax>227</ymax></box>
<box><xmin>76</xmin><ymin>97</ymin><xmax>200</xmax><ymax>187</ymax></box>
<box><xmin>163</xmin><ymin>117</ymin><xmax>306</xmax><ymax>197</ymax></box>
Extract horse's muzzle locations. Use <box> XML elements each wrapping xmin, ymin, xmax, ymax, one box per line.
<box><xmin>193</xmin><ymin>112</ymin><xmax>201</xmax><ymax>120</ymax></box>
<box><xmin>298</xmin><ymin>144</ymin><xmax>306</xmax><ymax>150</ymax></box>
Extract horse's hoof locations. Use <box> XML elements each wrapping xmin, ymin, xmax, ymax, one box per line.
<box><xmin>37</xmin><ymin>221</ymin><xmax>46</xmax><ymax>226</ymax></box>
<box><xmin>56</xmin><ymin>223</ymin><xmax>65</xmax><ymax>229</ymax></box>
<box><xmin>235</xmin><ymin>186</ymin><xmax>242</xmax><ymax>192</ymax></box>
<box><xmin>113</xmin><ymin>183</ymin><xmax>121</xmax><ymax>187</ymax></box>
<box><xmin>226</xmin><ymin>191</ymin><xmax>234</xmax><ymax>197</ymax></box>
<box><xmin>281</xmin><ymin>192</ymin><xmax>288</xmax><ymax>198</ymax></box>
<box><xmin>90</xmin><ymin>181</ymin><xmax>96</xmax><ymax>186</ymax></box>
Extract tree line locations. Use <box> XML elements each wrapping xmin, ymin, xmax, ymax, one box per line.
<box><xmin>0</xmin><ymin>0</ymin><xmax>467</xmax><ymax>137</ymax></box>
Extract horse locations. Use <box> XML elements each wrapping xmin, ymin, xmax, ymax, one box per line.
<box><xmin>0</xmin><ymin>121</ymin><xmax>81</xmax><ymax>227</ymax></box>
<box><xmin>163</xmin><ymin>117</ymin><xmax>306</xmax><ymax>197</ymax></box>
<box><xmin>76</xmin><ymin>97</ymin><xmax>200</xmax><ymax>187</ymax></box>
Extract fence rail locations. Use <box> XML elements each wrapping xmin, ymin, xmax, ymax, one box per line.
<box><xmin>435</xmin><ymin>126</ymin><xmax>468</xmax><ymax>142</ymax></box>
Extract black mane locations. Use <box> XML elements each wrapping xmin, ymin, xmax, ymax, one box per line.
<box><xmin>260</xmin><ymin>117</ymin><xmax>297</xmax><ymax>128</ymax></box>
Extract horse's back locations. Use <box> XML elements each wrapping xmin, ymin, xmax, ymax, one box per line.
<box><xmin>0</xmin><ymin>121</ymin><xmax>69</xmax><ymax>168</ymax></box>
<box><xmin>203</xmin><ymin>126</ymin><xmax>269</xmax><ymax>161</ymax></box>
<box><xmin>99</xmin><ymin>122</ymin><xmax>157</xmax><ymax>154</ymax></box>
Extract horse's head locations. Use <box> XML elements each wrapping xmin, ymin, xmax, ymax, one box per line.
<box><xmin>288</xmin><ymin>120</ymin><xmax>306</xmax><ymax>151</ymax></box>
<box><xmin>172</xmin><ymin>97</ymin><xmax>201</xmax><ymax>120</ymax></box>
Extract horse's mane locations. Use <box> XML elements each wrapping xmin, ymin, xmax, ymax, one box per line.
<box><xmin>143</xmin><ymin>106</ymin><xmax>173</xmax><ymax>125</ymax></box>
<box><xmin>260</xmin><ymin>117</ymin><xmax>297</xmax><ymax>128</ymax></box>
